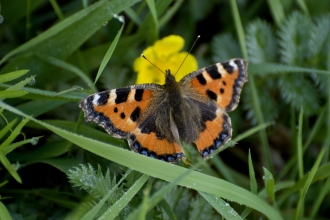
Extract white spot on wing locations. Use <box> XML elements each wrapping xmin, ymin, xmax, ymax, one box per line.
<box><xmin>202</xmin><ymin>70</ymin><xmax>212</xmax><ymax>82</ymax></box>
<box><xmin>92</xmin><ymin>94</ymin><xmax>100</xmax><ymax>105</ymax></box>
<box><xmin>128</xmin><ymin>89</ymin><xmax>136</xmax><ymax>102</ymax></box>
<box><xmin>109</xmin><ymin>90</ymin><xmax>117</xmax><ymax>103</ymax></box>
<box><xmin>229</xmin><ymin>60</ymin><xmax>238</xmax><ymax>70</ymax></box>
<box><xmin>216</xmin><ymin>63</ymin><xmax>226</xmax><ymax>76</ymax></box>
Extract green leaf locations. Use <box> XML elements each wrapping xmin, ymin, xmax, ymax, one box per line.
<box><xmin>35</xmin><ymin>53</ymin><xmax>94</xmax><ymax>91</ymax></box>
<box><xmin>297</xmin><ymin>107</ymin><xmax>304</xmax><ymax>179</ymax></box>
<box><xmin>164</xmin><ymin>186</ymin><xmax>192</xmax><ymax>219</ymax></box>
<box><xmin>248</xmin><ymin>150</ymin><xmax>257</xmax><ymax>194</ymax></box>
<box><xmin>145</xmin><ymin>0</ymin><xmax>159</xmax><ymax>41</ymax></box>
<box><xmin>99</xmin><ymin>173</ymin><xmax>148</xmax><ymax>219</ymax></box>
<box><xmin>0</xmin><ymin>151</ymin><xmax>22</xmax><ymax>183</ymax></box>
<box><xmin>0</xmin><ymin>117</ymin><xmax>29</xmax><ymax>150</ymax></box>
<box><xmin>294</xmin><ymin>147</ymin><xmax>326</xmax><ymax>220</ymax></box>
<box><xmin>278</xmin><ymin>74</ymin><xmax>320</xmax><ymax>115</ymax></box>
<box><xmin>8</xmin><ymin>140</ymin><xmax>70</xmax><ymax>161</ymax></box>
<box><xmin>279</xmin><ymin>12</ymin><xmax>311</xmax><ymax>65</ymax></box>
<box><xmin>0</xmin><ymin>118</ymin><xmax>17</xmax><ymax>140</ymax></box>
<box><xmin>0</xmin><ymin>102</ymin><xmax>283</xmax><ymax>220</ymax></box>
<box><xmin>0</xmin><ymin>70</ymin><xmax>29</xmax><ymax>84</ymax></box>
<box><xmin>0</xmin><ymin>0</ymin><xmax>140</xmax><ymax>86</ymax></box>
<box><xmin>94</xmin><ymin>19</ymin><xmax>125</xmax><ymax>85</ymax></box>
<box><xmin>211</xmin><ymin>33</ymin><xmax>241</xmax><ymax>63</ymax></box>
<box><xmin>0</xmin><ymin>201</ymin><xmax>12</xmax><ymax>220</ymax></box>
<box><xmin>246</xmin><ymin>19</ymin><xmax>277</xmax><ymax>63</ymax></box>
<box><xmin>263</xmin><ymin>167</ymin><xmax>275</xmax><ymax>204</ymax></box>
<box><xmin>5</xmin><ymin>75</ymin><xmax>35</xmax><ymax>91</ymax></box>
<box><xmin>200</xmin><ymin>192</ymin><xmax>242</xmax><ymax>220</ymax></box>
<box><xmin>37</xmin><ymin>158</ymin><xmax>81</xmax><ymax>174</ymax></box>
<box><xmin>68</xmin><ymin>164</ymin><xmax>118</xmax><ymax>199</ymax></box>
<box><xmin>0</xmin><ymin>90</ymin><xmax>28</xmax><ymax>99</ymax></box>
<box><xmin>266</xmin><ymin>0</ymin><xmax>285</xmax><ymax>26</ymax></box>
<box><xmin>3</xmin><ymin>136</ymin><xmax>43</xmax><ymax>155</ymax></box>
<box><xmin>189</xmin><ymin>193</ymin><xmax>220</xmax><ymax>220</ymax></box>
<box><xmin>249</xmin><ymin>63</ymin><xmax>330</xmax><ymax>76</ymax></box>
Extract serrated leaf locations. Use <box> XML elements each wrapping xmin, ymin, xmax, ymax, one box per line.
<box><xmin>67</xmin><ymin>164</ymin><xmax>120</xmax><ymax>200</ymax></box>
<box><xmin>308</xmin><ymin>14</ymin><xmax>330</xmax><ymax>60</ymax></box>
<box><xmin>243</xmin><ymin>80</ymin><xmax>278</xmax><ymax>125</ymax></box>
<box><xmin>161</xmin><ymin>185</ymin><xmax>192</xmax><ymax>219</ymax></box>
<box><xmin>278</xmin><ymin>74</ymin><xmax>320</xmax><ymax>115</ymax></box>
<box><xmin>189</xmin><ymin>194</ymin><xmax>218</xmax><ymax>220</ymax></box>
<box><xmin>246</xmin><ymin>19</ymin><xmax>277</xmax><ymax>63</ymax></box>
<box><xmin>278</xmin><ymin>12</ymin><xmax>311</xmax><ymax>65</ymax></box>
<box><xmin>211</xmin><ymin>33</ymin><xmax>241</xmax><ymax>63</ymax></box>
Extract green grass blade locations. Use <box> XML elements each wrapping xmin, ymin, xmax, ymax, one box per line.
<box><xmin>266</xmin><ymin>0</ymin><xmax>285</xmax><ymax>26</ymax></box>
<box><xmin>249</xmin><ymin>63</ymin><xmax>330</xmax><ymax>76</ymax></box>
<box><xmin>263</xmin><ymin>167</ymin><xmax>275</xmax><ymax>204</ymax></box>
<box><xmin>294</xmin><ymin>147</ymin><xmax>326</xmax><ymax>220</ymax></box>
<box><xmin>49</xmin><ymin>0</ymin><xmax>65</xmax><ymax>21</ymax></box>
<box><xmin>0</xmin><ymin>70</ymin><xmax>29</xmax><ymax>83</ymax></box>
<box><xmin>230</xmin><ymin>0</ymin><xmax>273</xmax><ymax>172</ymax></box>
<box><xmin>8</xmin><ymin>140</ymin><xmax>69</xmax><ymax>161</ymax></box>
<box><xmin>94</xmin><ymin>19</ymin><xmax>125</xmax><ymax>85</ymax></box>
<box><xmin>0</xmin><ymin>201</ymin><xmax>12</xmax><ymax>220</ymax></box>
<box><xmin>229</xmin><ymin>0</ymin><xmax>248</xmax><ymax>59</ymax></box>
<box><xmin>6</xmin><ymin>75</ymin><xmax>35</xmax><ymax>91</ymax></box>
<box><xmin>159</xmin><ymin>0</ymin><xmax>184</xmax><ymax>28</ymax></box>
<box><xmin>200</xmin><ymin>192</ymin><xmax>242</xmax><ymax>220</ymax></box>
<box><xmin>295</xmin><ymin>0</ymin><xmax>309</xmax><ymax>15</ymax></box>
<box><xmin>0</xmin><ymin>90</ymin><xmax>28</xmax><ymax>99</ymax></box>
<box><xmin>309</xmin><ymin>177</ymin><xmax>330</xmax><ymax>218</ymax></box>
<box><xmin>0</xmin><ymin>0</ymin><xmax>139</xmax><ymax>65</ymax></box>
<box><xmin>278</xmin><ymin>106</ymin><xmax>326</xmax><ymax>180</ymax></box>
<box><xmin>125</xmin><ymin>7</ymin><xmax>142</xmax><ymax>26</ymax></box>
<box><xmin>0</xmin><ymin>102</ymin><xmax>283</xmax><ymax>220</ymax></box>
<box><xmin>159</xmin><ymin>199</ymin><xmax>177</xmax><ymax>220</ymax></box>
<box><xmin>37</xmin><ymin>158</ymin><xmax>81</xmax><ymax>174</ymax></box>
<box><xmin>297</xmin><ymin>107</ymin><xmax>304</xmax><ymax>179</ymax></box>
<box><xmin>3</xmin><ymin>136</ymin><xmax>42</xmax><ymax>155</ymax></box>
<box><xmin>0</xmin><ymin>118</ymin><xmax>17</xmax><ymax>139</ymax></box>
<box><xmin>145</xmin><ymin>0</ymin><xmax>159</xmax><ymax>41</ymax></box>
<box><xmin>35</xmin><ymin>53</ymin><xmax>94</xmax><ymax>91</ymax></box>
<box><xmin>0</xmin><ymin>117</ymin><xmax>29</xmax><ymax>150</ymax></box>
<box><xmin>248</xmin><ymin>150</ymin><xmax>257</xmax><ymax>194</ymax></box>
<box><xmin>0</xmin><ymin>151</ymin><xmax>21</xmax><ymax>183</ymax></box>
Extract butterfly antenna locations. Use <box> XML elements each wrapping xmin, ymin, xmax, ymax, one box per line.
<box><xmin>141</xmin><ymin>54</ymin><xmax>165</xmax><ymax>75</ymax></box>
<box><xmin>175</xmin><ymin>35</ymin><xmax>200</xmax><ymax>75</ymax></box>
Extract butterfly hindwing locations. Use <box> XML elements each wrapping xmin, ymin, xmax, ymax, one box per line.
<box><xmin>180</xmin><ymin>58</ymin><xmax>248</xmax><ymax>112</ymax></box>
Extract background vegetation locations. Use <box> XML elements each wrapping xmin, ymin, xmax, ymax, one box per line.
<box><xmin>1</xmin><ymin>0</ymin><xmax>330</xmax><ymax>219</ymax></box>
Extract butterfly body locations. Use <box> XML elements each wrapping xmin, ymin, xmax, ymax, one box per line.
<box><xmin>79</xmin><ymin>59</ymin><xmax>248</xmax><ymax>163</ymax></box>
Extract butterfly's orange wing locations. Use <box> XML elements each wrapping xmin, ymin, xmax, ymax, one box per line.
<box><xmin>79</xmin><ymin>84</ymin><xmax>184</xmax><ymax>162</ymax></box>
<box><xmin>180</xmin><ymin>59</ymin><xmax>248</xmax><ymax>157</ymax></box>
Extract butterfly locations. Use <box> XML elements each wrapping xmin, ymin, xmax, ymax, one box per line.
<box><xmin>79</xmin><ymin>59</ymin><xmax>248</xmax><ymax>163</ymax></box>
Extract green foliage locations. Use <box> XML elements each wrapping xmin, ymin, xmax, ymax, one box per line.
<box><xmin>68</xmin><ymin>164</ymin><xmax>121</xmax><ymax>200</ymax></box>
<box><xmin>1</xmin><ymin>0</ymin><xmax>330</xmax><ymax>219</ymax></box>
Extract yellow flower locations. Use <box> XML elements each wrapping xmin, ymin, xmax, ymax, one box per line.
<box><xmin>134</xmin><ymin>35</ymin><xmax>198</xmax><ymax>84</ymax></box>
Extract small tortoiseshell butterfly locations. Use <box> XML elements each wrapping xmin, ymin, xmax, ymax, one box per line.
<box><xmin>79</xmin><ymin>59</ymin><xmax>248</xmax><ymax>162</ymax></box>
